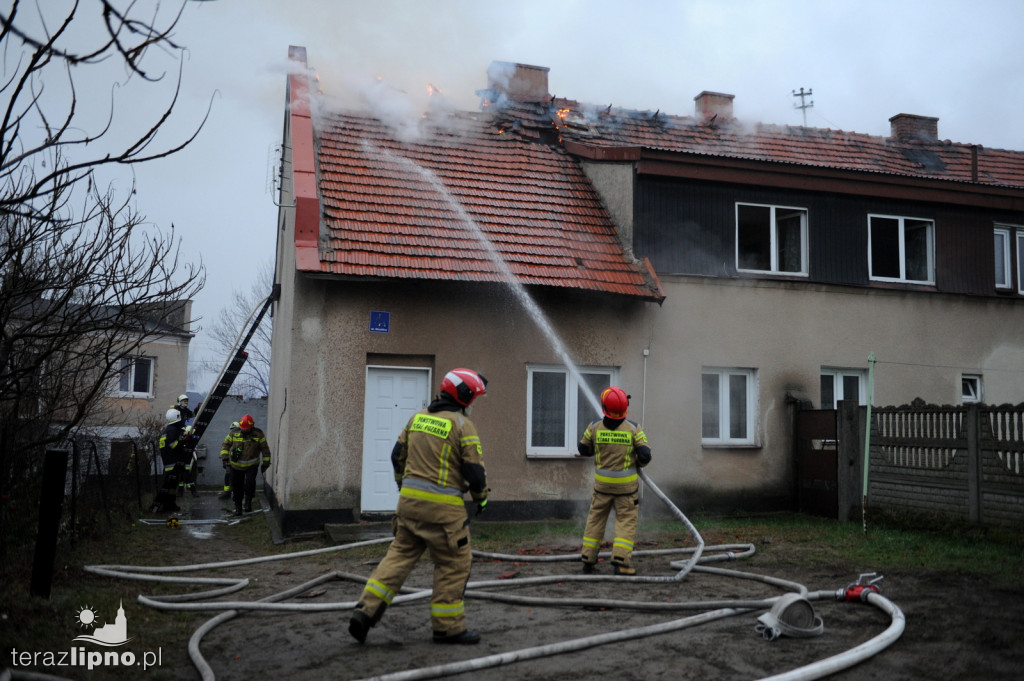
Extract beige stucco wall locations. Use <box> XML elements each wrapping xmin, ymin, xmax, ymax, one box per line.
<box><xmin>269</xmin><ymin>273</ymin><xmax>654</xmax><ymax>515</ymax></box>
<box><xmin>639</xmin><ymin>276</ymin><xmax>1023</xmax><ymax>507</ymax></box>
<box><xmin>270</xmin><ymin>249</ymin><xmax>1024</xmax><ymax>520</ymax></box>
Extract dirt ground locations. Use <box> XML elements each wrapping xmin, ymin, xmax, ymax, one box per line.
<box><xmin>92</xmin><ymin>493</ymin><xmax>1024</xmax><ymax>681</ymax></box>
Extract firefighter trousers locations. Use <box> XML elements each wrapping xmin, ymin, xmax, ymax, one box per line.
<box><xmin>581</xmin><ymin>489</ymin><xmax>639</xmax><ymax>567</ymax></box>
<box><xmin>356</xmin><ymin>513</ymin><xmax>473</xmax><ymax>637</ymax></box>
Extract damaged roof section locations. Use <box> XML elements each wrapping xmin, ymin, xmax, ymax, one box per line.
<box><xmin>313</xmin><ymin>112</ymin><xmax>664</xmax><ymax>301</ymax></box>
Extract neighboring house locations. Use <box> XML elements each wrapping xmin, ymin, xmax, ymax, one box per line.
<box><xmin>268</xmin><ymin>46</ymin><xmax>1024</xmax><ymax>534</ymax></box>
<box><xmin>83</xmin><ymin>300</ymin><xmax>194</xmax><ymax>465</ymax></box>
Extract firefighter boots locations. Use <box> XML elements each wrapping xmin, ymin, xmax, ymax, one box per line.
<box><xmin>432</xmin><ymin>629</ymin><xmax>481</xmax><ymax>645</ymax></box>
<box><xmin>349</xmin><ymin>611</ymin><xmax>371</xmax><ymax>644</ymax></box>
<box><xmin>243</xmin><ymin>499</ymin><xmax>253</xmax><ymax>513</ymax></box>
<box><xmin>581</xmin><ymin>559</ymin><xmax>597</xmax><ymax>574</ymax></box>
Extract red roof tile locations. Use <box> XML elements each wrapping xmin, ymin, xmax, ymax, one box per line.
<box><xmin>546</xmin><ymin>100</ymin><xmax>1024</xmax><ymax>187</ymax></box>
<box><xmin>307</xmin><ymin>109</ymin><xmax>665</xmax><ymax>301</ymax></box>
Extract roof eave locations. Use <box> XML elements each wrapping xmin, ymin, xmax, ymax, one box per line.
<box><xmin>565</xmin><ymin>141</ymin><xmax>1024</xmax><ymax>211</ymax></box>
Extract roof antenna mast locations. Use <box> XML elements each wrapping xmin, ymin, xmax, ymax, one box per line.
<box><xmin>792</xmin><ymin>87</ymin><xmax>814</xmax><ymax>126</ymax></box>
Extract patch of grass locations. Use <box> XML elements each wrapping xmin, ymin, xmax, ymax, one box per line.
<box><xmin>657</xmin><ymin>512</ymin><xmax>1024</xmax><ymax>589</ymax></box>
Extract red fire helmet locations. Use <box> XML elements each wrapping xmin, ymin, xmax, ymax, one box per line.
<box><xmin>440</xmin><ymin>369</ymin><xmax>488</xmax><ymax>407</ymax></box>
<box><xmin>239</xmin><ymin>414</ymin><xmax>255</xmax><ymax>431</ymax></box>
<box><xmin>601</xmin><ymin>386</ymin><xmax>630</xmax><ymax>419</ymax></box>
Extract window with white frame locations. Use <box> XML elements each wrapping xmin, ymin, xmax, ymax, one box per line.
<box><xmin>994</xmin><ymin>227</ymin><xmax>1011</xmax><ymax>289</ymax></box>
<box><xmin>701</xmin><ymin>367</ymin><xmax>758</xmax><ymax>446</ymax></box>
<box><xmin>820</xmin><ymin>368</ymin><xmax>867</xmax><ymax>408</ymax></box>
<box><xmin>1018</xmin><ymin>231</ymin><xmax>1024</xmax><ymax>295</ymax></box>
<box><xmin>868</xmin><ymin>214</ymin><xmax>934</xmax><ymax>284</ymax></box>
<box><xmin>117</xmin><ymin>356</ymin><xmax>154</xmax><ymax>397</ymax></box>
<box><xmin>527</xmin><ymin>364</ymin><xmax>617</xmax><ymax>457</ymax></box>
<box><xmin>962</xmin><ymin>374</ymin><xmax>982</xmax><ymax>403</ymax></box>
<box><xmin>736</xmin><ymin>203</ymin><xmax>808</xmax><ymax>275</ymax></box>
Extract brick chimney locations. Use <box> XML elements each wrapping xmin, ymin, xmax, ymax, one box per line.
<box><xmin>889</xmin><ymin>114</ymin><xmax>939</xmax><ymax>141</ymax></box>
<box><xmin>486</xmin><ymin>61</ymin><xmax>550</xmax><ymax>103</ymax></box>
<box><xmin>694</xmin><ymin>91</ymin><xmax>734</xmax><ymax>120</ymax></box>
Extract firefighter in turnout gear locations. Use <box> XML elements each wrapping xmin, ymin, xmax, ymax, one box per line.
<box><xmin>174</xmin><ymin>394</ymin><xmax>195</xmax><ymax>421</ymax></box>
<box><xmin>578</xmin><ymin>387</ymin><xmax>652</xmax><ymax>576</ymax></box>
<box><xmin>170</xmin><ymin>394</ymin><xmax>198</xmax><ymax>496</ymax></box>
<box><xmin>349</xmin><ymin>368</ymin><xmax>489</xmax><ymax>646</ymax></box>
<box><xmin>153</xmin><ymin>408</ymin><xmax>187</xmax><ymax>512</ymax></box>
<box><xmin>219</xmin><ymin>422</ymin><xmax>239</xmax><ymax>499</ymax></box>
<box><xmin>220</xmin><ymin>414</ymin><xmax>271</xmax><ymax>516</ymax></box>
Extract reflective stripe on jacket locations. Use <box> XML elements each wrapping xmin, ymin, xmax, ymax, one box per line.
<box><xmin>580</xmin><ymin>419</ymin><xmax>648</xmax><ymax>494</ymax></box>
<box><xmin>220</xmin><ymin>427</ymin><xmax>272</xmax><ymax>470</ymax></box>
<box><xmin>394</xmin><ymin>409</ymin><xmax>486</xmax><ymax>523</ymax></box>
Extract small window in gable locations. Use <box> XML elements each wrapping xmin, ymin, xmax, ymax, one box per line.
<box><xmin>736</xmin><ymin>203</ymin><xmax>808</xmax><ymax>276</ymax></box>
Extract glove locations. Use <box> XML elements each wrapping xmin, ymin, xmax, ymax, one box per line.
<box><xmin>222</xmin><ymin>460</ymin><xmax>230</xmax><ymax>470</ymax></box>
<box><xmin>261</xmin><ymin>463</ymin><xmax>270</xmax><ymax>473</ymax></box>
<box><xmin>472</xmin><ymin>487</ymin><xmax>490</xmax><ymax>516</ymax></box>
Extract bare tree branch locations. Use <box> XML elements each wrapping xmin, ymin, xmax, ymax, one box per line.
<box><xmin>0</xmin><ymin>0</ymin><xmax>208</xmax><ymax>557</ymax></box>
<box><xmin>201</xmin><ymin>261</ymin><xmax>273</xmax><ymax>398</ymax></box>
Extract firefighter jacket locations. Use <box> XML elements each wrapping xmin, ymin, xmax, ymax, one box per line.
<box><xmin>391</xmin><ymin>397</ymin><xmax>488</xmax><ymax>525</ymax></box>
<box><xmin>175</xmin><ymin>404</ymin><xmax>195</xmax><ymax>423</ymax></box>
<box><xmin>220</xmin><ymin>426</ymin><xmax>272</xmax><ymax>471</ymax></box>
<box><xmin>159</xmin><ymin>423</ymin><xmax>187</xmax><ymax>470</ymax></box>
<box><xmin>578</xmin><ymin>417</ymin><xmax>651</xmax><ymax>495</ymax></box>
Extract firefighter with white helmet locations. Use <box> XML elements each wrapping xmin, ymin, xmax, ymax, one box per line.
<box><xmin>220</xmin><ymin>414</ymin><xmax>271</xmax><ymax>516</ymax></box>
<box><xmin>578</xmin><ymin>386</ymin><xmax>652</xmax><ymax>575</ymax></box>
<box><xmin>152</xmin><ymin>408</ymin><xmax>187</xmax><ymax>512</ymax></box>
<box><xmin>174</xmin><ymin>394</ymin><xmax>194</xmax><ymax>421</ymax></box>
<box><xmin>169</xmin><ymin>394</ymin><xmax>198</xmax><ymax>496</ymax></box>
<box><xmin>349</xmin><ymin>368</ymin><xmax>490</xmax><ymax>645</ymax></box>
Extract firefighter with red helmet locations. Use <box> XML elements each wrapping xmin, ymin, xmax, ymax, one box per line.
<box><xmin>220</xmin><ymin>414</ymin><xmax>271</xmax><ymax>516</ymax></box>
<box><xmin>349</xmin><ymin>368</ymin><xmax>490</xmax><ymax>645</ymax></box>
<box><xmin>578</xmin><ymin>386</ymin><xmax>652</xmax><ymax>575</ymax></box>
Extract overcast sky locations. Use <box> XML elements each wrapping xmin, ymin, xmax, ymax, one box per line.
<box><xmin>17</xmin><ymin>0</ymin><xmax>1024</xmax><ymax>392</ymax></box>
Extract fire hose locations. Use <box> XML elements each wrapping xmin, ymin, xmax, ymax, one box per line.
<box><xmin>58</xmin><ymin>470</ymin><xmax>904</xmax><ymax>681</ymax></box>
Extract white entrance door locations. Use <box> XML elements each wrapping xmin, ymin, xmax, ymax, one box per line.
<box><xmin>361</xmin><ymin>366</ymin><xmax>430</xmax><ymax>512</ymax></box>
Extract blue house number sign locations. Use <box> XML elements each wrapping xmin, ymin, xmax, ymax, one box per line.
<box><xmin>369</xmin><ymin>310</ymin><xmax>390</xmax><ymax>333</ymax></box>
